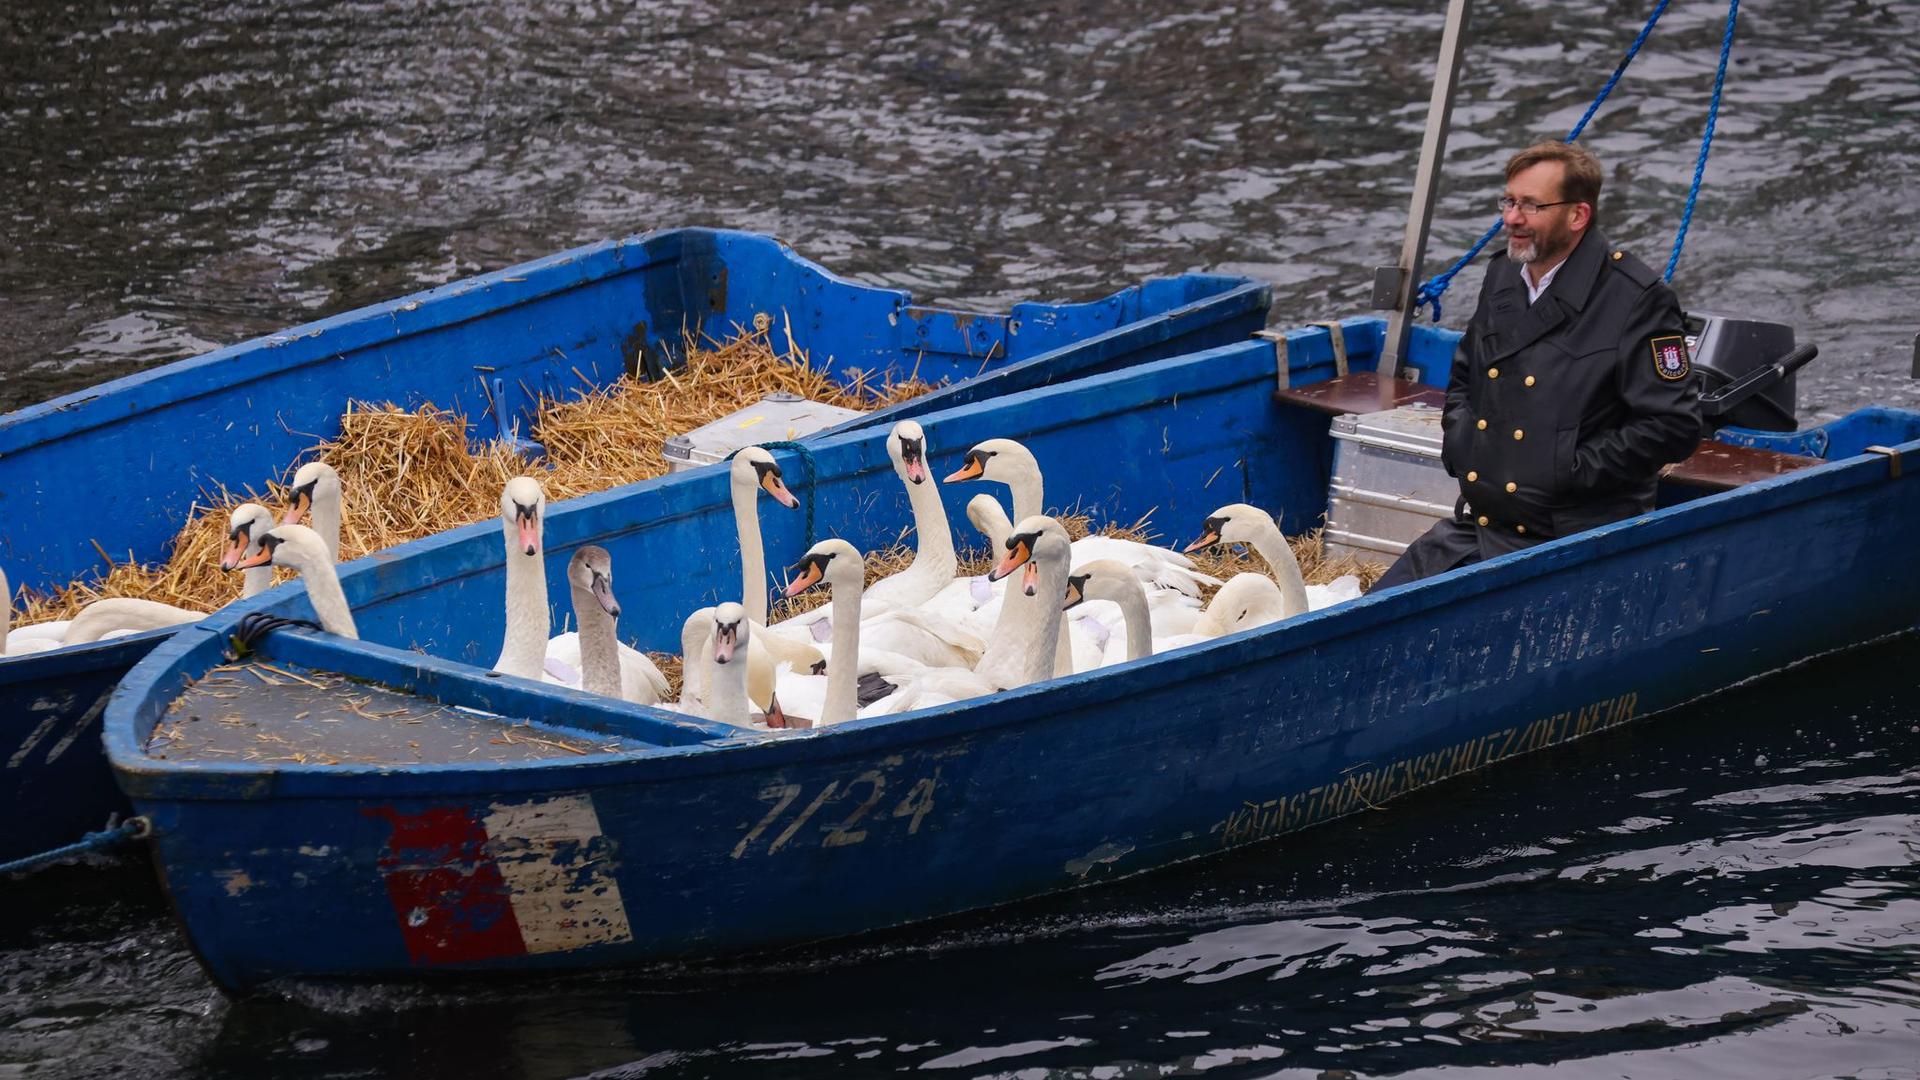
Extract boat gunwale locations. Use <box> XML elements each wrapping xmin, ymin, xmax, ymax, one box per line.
<box><xmin>105</xmin><ymin>376</ymin><xmax>1920</xmax><ymax>797</ymax></box>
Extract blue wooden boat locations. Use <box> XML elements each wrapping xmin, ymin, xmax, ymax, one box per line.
<box><xmin>103</xmin><ymin>316</ymin><xmax>1920</xmax><ymax>989</ymax></box>
<box><xmin>0</xmin><ymin>229</ymin><xmax>1269</xmax><ymax>863</ymax></box>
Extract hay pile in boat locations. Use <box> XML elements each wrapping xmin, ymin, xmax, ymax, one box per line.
<box><xmin>15</xmin><ymin>326</ymin><xmax>934</xmax><ymax>625</ymax></box>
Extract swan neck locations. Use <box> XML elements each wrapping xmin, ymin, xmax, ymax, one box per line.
<box><xmin>1251</xmin><ymin>524</ymin><xmax>1309</xmax><ymax>617</ymax></box>
<box><xmin>297</xmin><ymin>557</ymin><xmax>359</xmax><ymax>640</ymax></box>
<box><xmin>316</xmin><ymin>497</ymin><xmax>342</xmax><ymax>563</ymax></box>
<box><xmin>240</xmin><ymin>566</ymin><xmax>273</xmax><ymax>599</ymax></box>
<box><xmin>1010</xmin><ymin>470</ymin><xmax>1044</xmax><ymax>523</ymax></box>
<box><xmin>496</xmin><ymin>550</ymin><xmax>548</xmax><ymax>678</ymax></box>
<box><xmin>823</xmin><ymin>578</ymin><xmax>862</xmax><ymax>724</ymax></box>
<box><xmin>977</xmin><ymin>553</ymin><xmax>1068</xmax><ymax>690</ymax></box>
<box><xmin>902</xmin><ymin>477</ymin><xmax>956</xmax><ymax>579</ymax></box>
<box><xmin>708</xmin><ymin>647</ymin><xmax>751</xmax><ymax>725</ymax></box>
<box><xmin>733</xmin><ymin>478</ymin><xmax>768</xmax><ymax>625</ymax></box>
<box><xmin>1101</xmin><ymin>582</ymin><xmax>1153</xmax><ymax>661</ymax></box>
<box><xmin>573</xmin><ymin>582</ymin><xmax>622</xmax><ymax>699</ymax></box>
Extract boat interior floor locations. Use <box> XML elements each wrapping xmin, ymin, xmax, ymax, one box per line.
<box><xmin>1274</xmin><ymin>373</ymin><xmax>1825</xmax><ymax>492</ymax></box>
<box><xmin>149</xmin><ymin>662</ymin><xmax>643</xmax><ymax>765</ymax></box>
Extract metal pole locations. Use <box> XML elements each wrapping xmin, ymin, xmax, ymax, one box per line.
<box><xmin>1378</xmin><ymin>0</ymin><xmax>1475</xmax><ymax>400</ymax></box>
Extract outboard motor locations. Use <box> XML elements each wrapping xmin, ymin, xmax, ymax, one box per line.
<box><xmin>1686</xmin><ymin>312</ymin><xmax>1817</xmax><ymax>432</ymax></box>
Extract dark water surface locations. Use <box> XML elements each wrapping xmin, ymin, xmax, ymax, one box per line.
<box><xmin>4</xmin><ymin>1</ymin><xmax>1920</xmax><ymax>1077</ymax></box>
<box><xmin>3</xmin><ymin>1</ymin><xmax>1918</xmax><ymax>418</ymax></box>
<box><xmin>4</xmin><ymin>635</ymin><xmax>1918</xmax><ymax>1079</ymax></box>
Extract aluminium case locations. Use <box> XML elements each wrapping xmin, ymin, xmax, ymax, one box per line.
<box><xmin>1324</xmin><ymin>402</ymin><xmax>1457</xmax><ymax>563</ymax></box>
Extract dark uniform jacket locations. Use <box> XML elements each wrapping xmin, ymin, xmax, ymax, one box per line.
<box><xmin>1441</xmin><ymin>229</ymin><xmax>1701</xmax><ymax>555</ymax></box>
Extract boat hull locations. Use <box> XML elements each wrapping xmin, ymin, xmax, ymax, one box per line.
<box><xmin>1</xmin><ymin>229</ymin><xmax>1268</xmax><ymax>863</ymax></box>
<box><xmin>106</xmin><ymin>327</ymin><xmax>1920</xmax><ymax>988</ymax></box>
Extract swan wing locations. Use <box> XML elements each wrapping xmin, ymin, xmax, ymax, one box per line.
<box><xmin>1305</xmin><ymin>574</ymin><xmax>1364</xmax><ymax>610</ymax></box>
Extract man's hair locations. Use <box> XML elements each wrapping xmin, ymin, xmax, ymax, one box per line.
<box><xmin>1505</xmin><ymin>141</ymin><xmax>1602</xmax><ymax>226</ymax></box>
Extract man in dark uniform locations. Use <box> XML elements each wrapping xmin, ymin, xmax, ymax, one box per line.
<box><xmin>1373</xmin><ymin>141</ymin><xmax>1701</xmax><ymax>589</ymax></box>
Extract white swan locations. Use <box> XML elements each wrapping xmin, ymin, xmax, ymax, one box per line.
<box><xmin>57</xmin><ymin>502</ymin><xmax>285</xmax><ymax>646</ymax></box>
<box><xmin>1066</xmin><ymin>557</ymin><xmax>1294</xmax><ymax>657</ymax></box>
<box><xmin>875</xmin><ymin>514</ymin><xmax>1074</xmax><ymax>715</ymax></box>
<box><xmin>1182</xmin><ymin>503</ymin><xmax>1309</xmax><ymax>618</ymax></box>
<box><xmin>1189</xmin><ymin>572</ymin><xmax>1293</xmax><ymax>639</ymax></box>
<box><xmin>1062</xmin><ymin>559</ymin><xmax>1158</xmax><ymax>664</ymax></box>
<box><xmin>776</xmin><ymin>420</ymin><xmax>964</xmax><ymax>646</ymax></box>
<box><xmin>669</xmin><ymin>606</ymin><xmax>782</xmax><ymax>721</ymax></box>
<box><xmin>541</xmin><ymin>546</ymin><xmax>669</xmax><ymax>704</ymax></box>
<box><xmin>945</xmin><ymin>438</ymin><xmax>1044</xmax><ymax>521</ymax></box>
<box><xmin>728</xmin><ymin>447</ymin><xmax>826</xmax><ymax>676</ymax></box>
<box><xmin>778</xmin><ymin>538</ymin><xmax>869</xmax><ymax>726</ymax></box>
<box><xmin>944</xmin><ymin>436</ymin><xmax>1219</xmax><ymax>599</ymax></box>
<box><xmin>704</xmin><ymin>602</ymin><xmax>788</xmax><ymax>730</ymax></box>
<box><xmin>860</xmin><ymin>421</ymin><xmax>959</xmax><ymax>615</ymax></box>
<box><xmin>231</xmin><ymin>524</ymin><xmax>357</xmax><ymax>638</ymax></box>
<box><xmin>282</xmin><ymin>461</ymin><xmax>343</xmax><ymax>562</ymax></box>
<box><xmin>732</xmin><ymin>446</ymin><xmax>799</xmax><ymax>626</ymax></box>
<box><xmin>1182</xmin><ymin>503</ymin><xmax>1361</xmax><ymax>615</ymax></box>
<box><xmin>493</xmin><ymin>476</ymin><xmax>552</xmax><ymax>680</ymax></box>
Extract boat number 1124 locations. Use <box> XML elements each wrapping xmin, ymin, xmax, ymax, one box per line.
<box><xmin>730</xmin><ymin>769</ymin><xmax>939</xmax><ymax>859</ymax></box>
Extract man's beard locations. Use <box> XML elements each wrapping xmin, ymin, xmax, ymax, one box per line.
<box><xmin>1507</xmin><ymin>235</ymin><xmax>1539</xmax><ymax>263</ymax></box>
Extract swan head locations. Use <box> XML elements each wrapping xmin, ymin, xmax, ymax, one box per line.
<box><xmin>731</xmin><ymin>447</ymin><xmax>799</xmax><ymax>509</ymax></box>
<box><xmin>1062</xmin><ymin>558</ymin><xmax>1137</xmax><ymax>611</ymax></box>
<box><xmin>221</xmin><ymin>502</ymin><xmax>277</xmax><ymax>571</ymax></box>
<box><xmin>964</xmin><ymin>493</ymin><xmax>1011</xmax><ymax>539</ymax></box>
<box><xmin>1183</xmin><ymin>503</ymin><xmax>1277</xmax><ymax>553</ymax></box>
<box><xmin>281</xmin><ymin>462</ymin><xmax>341</xmax><ymax>527</ymax></box>
<box><xmin>887</xmin><ymin>421</ymin><xmax>930</xmax><ymax>485</ymax></box>
<box><xmin>500</xmin><ymin>477</ymin><xmax>546</xmax><ymax>557</ymax></box>
<box><xmin>783</xmin><ymin>537</ymin><xmax>862</xmax><ymax>599</ymax></box>
<box><xmin>568</xmin><ymin>546</ymin><xmax>620</xmax><ymax>618</ymax></box>
<box><xmin>232</xmin><ymin>524</ymin><xmax>330</xmax><ymax>573</ymax></box>
<box><xmin>1193</xmin><ymin>573</ymin><xmax>1286</xmax><ymax>637</ymax></box>
<box><xmin>987</xmin><ymin>515</ymin><xmax>1071</xmax><ymax>595</ymax></box>
<box><xmin>711</xmin><ymin>601</ymin><xmax>748</xmax><ymax>665</ymax></box>
<box><xmin>943</xmin><ymin>438</ymin><xmax>1036</xmax><ymax>486</ymax></box>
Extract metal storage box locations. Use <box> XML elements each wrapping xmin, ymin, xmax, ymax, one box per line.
<box><xmin>662</xmin><ymin>392</ymin><xmax>864</xmax><ymax>472</ymax></box>
<box><xmin>1324</xmin><ymin>402</ymin><xmax>1457</xmax><ymax>564</ymax></box>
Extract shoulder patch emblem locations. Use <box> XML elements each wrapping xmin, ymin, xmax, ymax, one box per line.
<box><xmin>1651</xmin><ymin>336</ymin><xmax>1690</xmax><ymax>381</ymax></box>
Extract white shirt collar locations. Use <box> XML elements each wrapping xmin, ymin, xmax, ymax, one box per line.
<box><xmin>1524</xmin><ymin>258</ymin><xmax>1564</xmax><ymax>305</ymax></box>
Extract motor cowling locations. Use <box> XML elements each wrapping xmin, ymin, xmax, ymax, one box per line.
<box><xmin>1686</xmin><ymin>312</ymin><xmax>1801</xmax><ymax>431</ymax></box>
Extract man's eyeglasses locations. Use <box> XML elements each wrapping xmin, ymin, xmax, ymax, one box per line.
<box><xmin>1498</xmin><ymin>196</ymin><xmax>1576</xmax><ymax>216</ymax></box>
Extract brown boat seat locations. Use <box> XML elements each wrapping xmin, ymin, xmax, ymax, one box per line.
<box><xmin>1274</xmin><ymin>372</ymin><xmax>1824</xmax><ymax>492</ymax></box>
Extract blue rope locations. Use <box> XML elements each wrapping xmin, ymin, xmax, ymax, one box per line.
<box><xmin>0</xmin><ymin>818</ymin><xmax>148</xmax><ymax>877</ymax></box>
<box><xmin>1666</xmin><ymin>0</ymin><xmax>1739</xmax><ymax>282</ymax></box>
<box><xmin>1411</xmin><ymin>0</ymin><xmax>1675</xmax><ymax>321</ymax></box>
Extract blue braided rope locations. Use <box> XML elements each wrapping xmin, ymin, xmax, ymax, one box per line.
<box><xmin>1412</xmin><ymin>0</ymin><xmax>1674</xmax><ymax>321</ymax></box>
<box><xmin>0</xmin><ymin>818</ymin><xmax>148</xmax><ymax>877</ymax></box>
<box><xmin>1666</xmin><ymin>0</ymin><xmax>1739</xmax><ymax>282</ymax></box>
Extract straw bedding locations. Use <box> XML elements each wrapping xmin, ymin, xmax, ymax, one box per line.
<box><xmin>13</xmin><ymin>323</ymin><xmax>1382</xmax><ymax>655</ymax></box>
<box><xmin>15</xmin><ymin>326</ymin><xmax>931</xmax><ymax>625</ymax></box>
